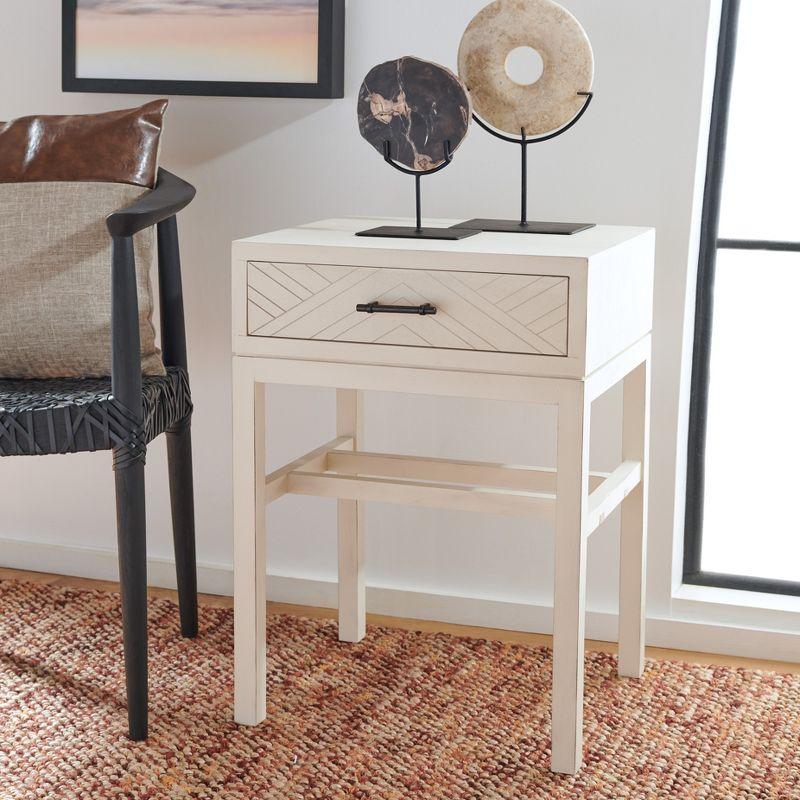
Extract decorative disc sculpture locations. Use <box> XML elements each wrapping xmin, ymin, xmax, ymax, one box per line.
<box><xmin>453</xmin><ymin>0</ymin><xmax>597</xmax><ymax>236</ymax></box>
<box><xmin>356</xmin><ymin>56</ymin><xmax>479</xmax><ymax>241</ymax></box>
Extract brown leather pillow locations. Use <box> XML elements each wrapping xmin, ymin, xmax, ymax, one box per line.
<box><xmin>0</xmin><ymin>99</ymin><xmax>168</xmax><ymax>189</ymax></box>
<box><xmin>0</xmin><ymin>101</ymin><xmax>169</xmax><ymax>379</ymax></box>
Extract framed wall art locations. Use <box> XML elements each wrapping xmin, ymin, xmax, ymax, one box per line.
<box><xmin>62</xmin><ymin>0</ymin><xmax>345</xmax><ymax>99</ymax></box>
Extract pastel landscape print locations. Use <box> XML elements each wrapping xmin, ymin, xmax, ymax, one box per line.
<box><xmin>75</xmin><ymin>0</ymin><xmax>319</xmax><ymax>84</ymax></box>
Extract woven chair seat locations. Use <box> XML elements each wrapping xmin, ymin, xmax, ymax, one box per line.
<box><xmin>0</xmin><ymin>366</ymin><xmax>192</xmax><ymax>464</ymax></box>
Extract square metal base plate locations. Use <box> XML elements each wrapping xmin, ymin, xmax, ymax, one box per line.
<box><xmin>452</xmin><ymin>219</ymin><xmax>596</xmax><ymax>236</ymax></box>
<box><xmin>356</xmin><ymin>226</ymin><xmax>481</xmax><ymax>241</ymax></box>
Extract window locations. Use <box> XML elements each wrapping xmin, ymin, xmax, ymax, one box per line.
<box><xmin>684</xmin><ymin>0</ymin><xmax>800</xmax><ymax>596</ymax></box>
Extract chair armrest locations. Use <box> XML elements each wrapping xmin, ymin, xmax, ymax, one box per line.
<box><xmin>108</xmin><ymin>169</ymin><xmax>195</xmax><ymax>423</ymax></box>
<box><xmin>106</xmin><ymin>168</ymin><xmax>195</xmax><ymax>238</ymax></box>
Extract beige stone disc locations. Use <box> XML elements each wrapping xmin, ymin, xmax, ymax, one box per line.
<box><xmin>459</xmin><ymin>0</ymin><xmax>594</xmax><ymax>136</ymax></box>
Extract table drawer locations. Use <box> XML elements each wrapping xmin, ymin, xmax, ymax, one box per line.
<box><xmin>246</xmin><ymin>262</ymin><xmax>569</xmax><ymax>356</ymax></box>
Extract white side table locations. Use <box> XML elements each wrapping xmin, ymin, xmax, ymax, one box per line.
<box><xmin>231</xmin><ymin>218</ymin><xmax>654</xmax><ymax>774</ymax></box>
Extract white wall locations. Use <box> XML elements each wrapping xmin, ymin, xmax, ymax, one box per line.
<box><xmin>1</xmin><ymin>1</ymin><xmax>740</xmax><ymax>650</ymax></box>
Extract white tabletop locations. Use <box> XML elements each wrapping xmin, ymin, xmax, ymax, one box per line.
<box><xmin>235</xmin><ymin>218</ymin><xmax>654</xmax><ymax>261</ymax></box>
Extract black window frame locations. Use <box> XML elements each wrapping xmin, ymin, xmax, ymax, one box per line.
<box><xmin>684</xmin><ymin>0</ymin><xmax>800</xmax><ymax>598</ymax></box>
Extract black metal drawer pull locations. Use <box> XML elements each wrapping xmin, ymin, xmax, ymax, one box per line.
<box><xmin>356</xmin><ymin>302</ymin><xmax>437</xmax><ymax>316</ymax></box>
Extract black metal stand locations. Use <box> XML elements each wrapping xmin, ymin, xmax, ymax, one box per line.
<box><xmin>452</xmin><ymin>92</ymin><xmax>596</xmax><ymax>236</ymax></box>
<box><xmin>357</xmin><ymin>140</ymin><xmax>481</xmax><ymax>241</ymax></box>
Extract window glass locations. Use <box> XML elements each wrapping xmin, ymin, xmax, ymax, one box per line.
<box><xmin>701</xmin><ymin>249</ymin><xmax>800</xmax><ymax>581</ymax></box>
<box><xmin>717</xmin><ymin>1</ymin><xmax>800</xmax><ymax>242</ymax></box>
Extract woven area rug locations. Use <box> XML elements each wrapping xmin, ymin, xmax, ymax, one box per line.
<box><xmin>2</xmin><ymin>579</ymin><xmax>800</xmax><ymax>799</ymax></box>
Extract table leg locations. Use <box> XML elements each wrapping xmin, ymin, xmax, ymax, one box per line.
<box><xmin>552</xmin><ymin>383</ymin><xmax>590</xmax><ymax>775</ymax></box>
<box><xmin>336</xmin><ymin>389</ymin><xmax>366</xmax><ymax>643</ymax></box>
<box><xmin>619</xmin><ymin>356</ymin><xmax>650</xmax><ymax>678</ymax></box>
<box><xmin>233</xmin><ymin>360</ymin><xmax>267</xmax><ymax>725</ymax></box>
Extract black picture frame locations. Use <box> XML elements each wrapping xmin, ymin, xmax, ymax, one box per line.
<box><xmin>684</xmin><ymin>0</ymin><xmax>800</xmax><ymax>599</ymax></box>
<box><xmin>62</xmin><ymin>0</ymin><xmax>345</xmax><ymax>99</ymax></box>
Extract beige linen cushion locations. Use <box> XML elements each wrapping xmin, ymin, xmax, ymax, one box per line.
<box><xmin>0</xmin><ymin>181</ymin><xmax>164</xmax><ymax>378</ymax></box>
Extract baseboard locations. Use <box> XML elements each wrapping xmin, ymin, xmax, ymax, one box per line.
<box><xmin>2</xmin><ymin>535</ymin><xmax>799</xmax><ymax>664</ymax></box>
<box><xmin>0</xmin><ymin>535</ymin><xmax>236</xmax><ymax>597</ymax></box>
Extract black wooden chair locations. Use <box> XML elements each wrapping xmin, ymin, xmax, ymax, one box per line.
<box><xmin>0</xmin><ymin>169</ymin><xmax>198</xmax><ymax>740</ymax></box>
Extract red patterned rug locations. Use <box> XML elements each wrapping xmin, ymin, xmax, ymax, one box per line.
<box><xmin>1</xmin><ymin>578</ymin><xmax>799</xmax><ymax>799</ymax></box>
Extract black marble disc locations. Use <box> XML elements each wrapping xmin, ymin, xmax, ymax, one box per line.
<box><xmin>358</xmin><ymin>56</ymin><xmax>472</xmax><ymax>172</ymax></box>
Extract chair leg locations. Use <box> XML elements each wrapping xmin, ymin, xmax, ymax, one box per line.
<box><xmin>167</xmin><ymin>423</ymin><xmax>198</xmax><ymax>638</ymax></box>
<box><xmin>114</xmin><ymin>461</ymin><xmax>149</xmax><ymax>741</ymax></box>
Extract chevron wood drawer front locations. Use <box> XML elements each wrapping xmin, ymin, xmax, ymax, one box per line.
<box><xmin>246</xmin><ymin>262</ymin><xmax>569</xmax><ymax>356</ymax></box>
